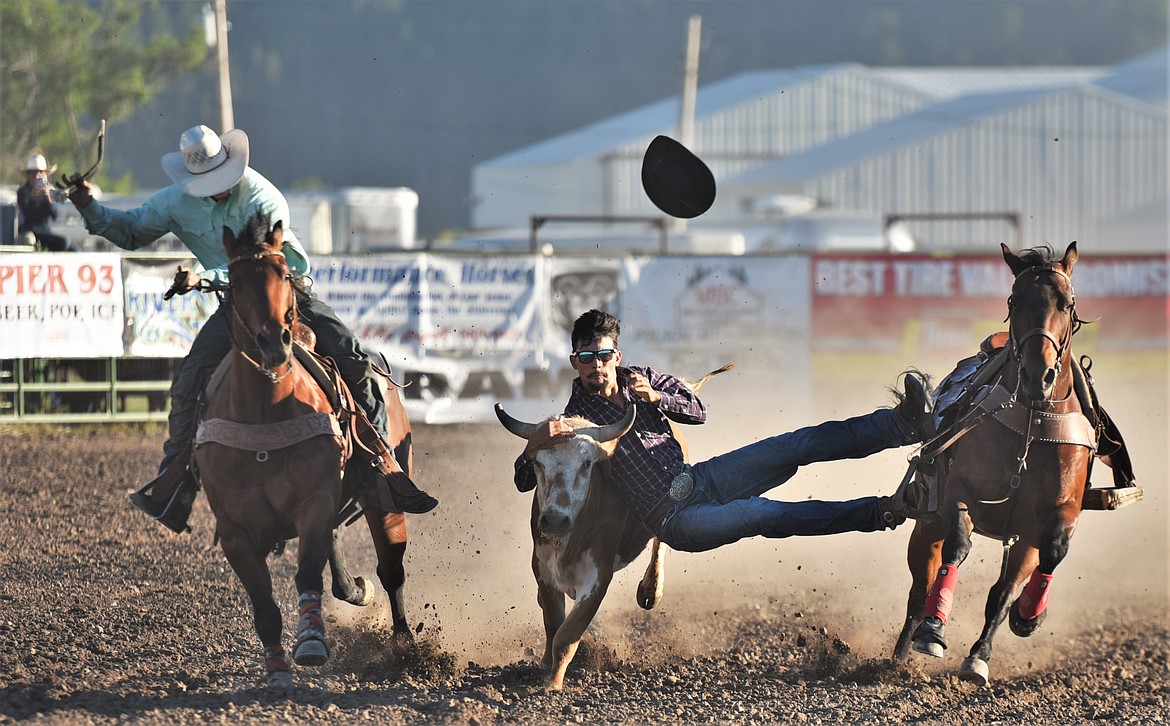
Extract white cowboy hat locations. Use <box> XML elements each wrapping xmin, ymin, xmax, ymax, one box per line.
<box><xmin>160</xmin><ymin>125</ymin><xmax>249</xmax><ymax>197</ymax></box>
<box><xmin>25</xmin><ymin>154</ymin><xmax>58</xmax><ymax>174</ymax></box>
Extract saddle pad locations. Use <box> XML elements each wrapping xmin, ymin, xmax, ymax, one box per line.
<box><xmin>195</xmin><ymin>412</ymin><xmax>342</xmax><ymax>451</ymax></box>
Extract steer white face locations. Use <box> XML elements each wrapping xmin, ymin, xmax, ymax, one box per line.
<box><xmin>533</xmin><ymin>433</ymin><xmax>606</xmax><ymax>538</ymax></box>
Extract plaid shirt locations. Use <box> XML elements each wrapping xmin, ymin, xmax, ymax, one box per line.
<box><xmin>514</xmin><ymin>365</ymin><xmax>706</xmax><ymax>524</ymax></box>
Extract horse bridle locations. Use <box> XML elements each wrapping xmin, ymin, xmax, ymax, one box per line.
<box><xmin>1006</xmin><ymin>264</ymin><xmax>1081</xmax><ymax>400</ymax></box>
<box><xmin>223</xmin><ymin>249</ymin><xmax>298</xmax><ymax>383</ymax></box>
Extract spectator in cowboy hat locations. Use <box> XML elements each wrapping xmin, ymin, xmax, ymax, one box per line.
<box><xmin>66</xmin><ymin>124</ymin><xmax>437</xmax><ymax>534</ymax></box>
<box><xmin>17</xmin><ymin>154</ymin><xmax>76</xmax><ymax>251</ymax></box>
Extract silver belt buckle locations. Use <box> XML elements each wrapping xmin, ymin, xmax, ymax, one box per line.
<box><xmin>668</xmin><ymin>470</ymin><xmax>694</xmax><ymax>501</ymax></box>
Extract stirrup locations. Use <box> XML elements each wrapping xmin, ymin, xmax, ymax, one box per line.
<box><xmin>1082</xmin><ymin>486</ymin><xmax>1143</xmax><ymax>511</ymax></box>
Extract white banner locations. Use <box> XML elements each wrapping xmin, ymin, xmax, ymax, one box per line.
<box><xmin>0</xmin><ymin>253</ymin><xmax>124</xmax><ymax>358</ymax></box>
<box><xmin>310</xmin><ymin>255</ymin><xmax>545</xmax><ymax>421</ymax></box>
<box><xmin>619</xmin><ymin>256</ymin><xmax>814</xmax><ymax>418</ymax></box>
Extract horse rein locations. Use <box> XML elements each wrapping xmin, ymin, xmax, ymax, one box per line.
<box><xmin>223</xmin><ymin>249</ymin><xmax>298</xmax><ymax>383</ymax></box>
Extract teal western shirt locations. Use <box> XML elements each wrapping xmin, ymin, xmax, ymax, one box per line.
<box><xmin>77</xmin><ymin>167</ymin><xmax>309</xmax><ymax>287</ymax></box>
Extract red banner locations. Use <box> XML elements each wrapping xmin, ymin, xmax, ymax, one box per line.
<box><xmin>811</xmin><ymin>254</ymin><xmax>1169</xmax><ymax>359</ymax></box>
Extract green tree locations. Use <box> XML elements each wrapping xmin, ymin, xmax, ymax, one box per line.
<box><xmin>1</xmin><ymin>0</ymin><xmax>207</xmax><ymax>185</ymax></box>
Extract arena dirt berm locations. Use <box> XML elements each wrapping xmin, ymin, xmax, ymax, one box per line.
<box><xmin>1</xmin><ymin>363</ymin><xmax>1165</xmax><ymax>724</ymax></box>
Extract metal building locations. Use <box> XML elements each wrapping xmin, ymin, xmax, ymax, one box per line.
<box><xmin>470</xmin><ymin>52</ymin><xmax>1165</xmax><ymax>252</ymax></box>
<box><xmin>724</xmin><ymin>83</ymin><xmax>1167</xmax><ymax>251</ymax></box>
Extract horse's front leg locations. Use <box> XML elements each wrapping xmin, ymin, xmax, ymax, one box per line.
<box><xmin>292</xmin><ymin>520</ymin><xmax>334</xmax><ymax>668</ymax></box>
<box><xmin>1009</xmin><ymin>502</ymin><xmax>1081</xmax><ymax>637</ymax></box>
<box><xmin>636</xmin><ymin>537</ymin><xmax>667</xmax><ymax>610</ymax></box>
<box><xmin>217</xmin><ymin>526</ymin><xmax>291</xmax><ymax>688</ymax></box>
<box><xmin>958</xmin><ymin>541</ymin><xmax>1038</xmax><ymax>685</ymax></box>
<box><xmin>328</xmin><ymin>527</ymin><xmax>376</xmax><ymax>607</ymax></box>
<box><xmin>894</xmin><ymin>518</ymin><xmax>944</xmax><ymax>660</ymax></box>
<box><xmin>363</xmin><ymin>504</ymin><xmax>412</xmax><ymax>638</ymax></box>
<box><xmin>911</xmin><ymin>502</ymin><xmax>974</xmax><ymax>658</ymax></box>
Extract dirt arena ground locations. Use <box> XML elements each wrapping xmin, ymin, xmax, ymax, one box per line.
<box><xmin>1</xmin><ymin>359</ymin><xmax>1166</xmax><ymax>724</ymax></box>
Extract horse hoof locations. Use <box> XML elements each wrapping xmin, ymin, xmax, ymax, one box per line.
<box><xmin>293</xmin><ymin>637</ymin><xmax>330</xmax><ymax>667</ymax></box>
<box><xmin>912</xmin><ymin>639</ymin><xmax>945</xmax><ymax>658</ymax></box>
<box><xmin>959</xmin><ymin>656</ymin><xmax>990</xmax><ymax>686</ymax></box>
<box><xmin>636</xmin><ymin>582</ymin><xmax>663</xmax><ymax>610</ymax></box>
<box><xmin>353</xmin><ymin>576</ymin><xmax>376</xmax><ymax>607</ymax></box>
<box><xmin>266</xmin><ymin>670</ymin><xmax>294</xmax><ymax>689</ymax></box>
<box><xmin>1009</xmin><ymin>599</ymin><xmax>1047</xmax><ymax>638</ymax></box>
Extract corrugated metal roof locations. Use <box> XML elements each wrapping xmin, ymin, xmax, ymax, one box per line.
<box><xmin>482</xmin><ymin>64</ymin><xmax>864</xmax><ymax>167</ymax></box>
<box><xmin>873</xmin><ymin>67</ymin><xmax>1106</xmax><ymax>100</ymax></box>
<box><xmin>1092</xmin><ymin>47</ymin><xmax>1168</xmax><ymax>105</ymax></box>
<box><xmin>725</xmin><ymin>86</ymin><xmax>1075</xmax><ymax>185</ymax></box>
<box><xmin>480</xmin><ymin>64</ymin><xmax>1112</xmax><ymax>170</ymax></box>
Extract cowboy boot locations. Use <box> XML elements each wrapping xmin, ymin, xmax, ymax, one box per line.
<box><xmin>353</xmin><ymin>415</ymin><xmax>438</xmax><ymax>514</ymax></box>
<box><xmin>129</xmin><ymin>395</ymin><xmax>200</xmax><ymax>534</ymax></box>
<box><xmin>129</xmin><ymin>441</ymin><xmax>199</xmax><ymax>534</ymax></box>
<box><xmin>878</xmin><ymin>460</ymin><xmax>931</xmax><ymax>528</ymax></box>
<box><xmin>893</xmin><ymin>372</ymin><xmax>936</xmax><ymax>444</ymax></box>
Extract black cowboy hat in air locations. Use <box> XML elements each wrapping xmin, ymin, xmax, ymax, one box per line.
<box><xmin>641</xmin><ymin>135</ymin><xmax>716</xmax><ymax>219</ymax></box>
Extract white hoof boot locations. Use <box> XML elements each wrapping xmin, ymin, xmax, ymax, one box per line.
<box><xmin>354</xmin><ymin>575</ymin><xmax>376</xmax><ymax>607</ymax></box>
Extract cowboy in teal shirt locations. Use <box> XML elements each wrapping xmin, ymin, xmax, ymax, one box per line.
<box><xmin>76</xmin><ymin>166</ymin><xmax>310</xmax><ymax>289</ymax></box>
<box><xmin>68</xmin><ymin>125</ymin><xmax>436</xmax><ymax>532</ymax></box>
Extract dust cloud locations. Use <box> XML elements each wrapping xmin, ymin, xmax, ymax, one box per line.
<box><xmin>335</xmin><ymin>351</ymin><xmax>1168</xmax><ymax>672</ymax></box>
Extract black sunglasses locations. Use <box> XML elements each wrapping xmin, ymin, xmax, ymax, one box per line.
<box><xmin>571</xmin><ymin>349</ymin><xmax>617</xmax><ymax>365</ymax></box>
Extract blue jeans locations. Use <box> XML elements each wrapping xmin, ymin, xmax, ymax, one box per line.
<box><xmin>657</xmin><ymin>409</ymin><xmax>910</xmax><ymax>552</ymax></box>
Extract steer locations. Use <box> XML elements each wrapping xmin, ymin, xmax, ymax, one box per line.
<box><xmin>495</xmin><ymin>404</ymin><xmax>659</xmax><ymax>691</ymax></box>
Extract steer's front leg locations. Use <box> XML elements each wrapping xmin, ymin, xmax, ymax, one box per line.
<box><xmin>546</xmin><ymin>582</ymin><xmax>611</xmax><ymax>692</ymax></box>
<box><xmin>534</xmin><ymin>553</ymin><xmax>566</xmax><ymax>670</ymax></box>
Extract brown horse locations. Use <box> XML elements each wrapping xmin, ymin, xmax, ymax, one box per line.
<box><xmin>193</xmin><ymin>214</ymin><xmax>416</xmax><ymax>688</ymax></box>
<box><xmin>893</xmin><ymin>242</ymin><xmax>1096</xmax><ymax>685</ymax></box>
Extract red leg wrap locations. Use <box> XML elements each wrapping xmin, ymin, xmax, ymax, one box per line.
<box><xmin>923</xmin><ymin>564</ymin><xmax>961</xmax><ymax>624</ymax></box>
<box><xmin>1016</xmin><ymin>570</ymin><xmax>1054</xmax><ymax>621</ymax></box>
<box><xmin>297</xmin><ymin>591</ymin><xmax>325</xmax><ymax>639</ymax></box>
<box><xmin>264</xmin><ymin>644</ymin><xmax>290</xmax><ymax>673</ymax></box>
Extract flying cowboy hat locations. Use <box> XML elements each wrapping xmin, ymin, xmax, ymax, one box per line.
<box><xmin>640</xmin><ymin>135</ymin><xmax>716</xmax><ymax>219</ymax></box>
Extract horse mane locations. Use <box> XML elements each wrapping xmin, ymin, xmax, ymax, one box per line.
<box><xmin>237</xmin><ymin>212</ymin><xmax>276</xmax><ymax>250</ymax></box>
<box><xmin>1015</xmin><ymin>245</ymin><xmax>1060</xmax><ymax>268</ymax></box>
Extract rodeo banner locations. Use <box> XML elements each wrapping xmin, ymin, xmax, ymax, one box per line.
<box><xmin>0</xmin><ymin>253</ymin><xmax>124</xmax><ymax>358</ymax></box>
<box><xmin>3</xmin><ymin>251</ymin><xmax>1166</xmax><ymax>423</ymax></box>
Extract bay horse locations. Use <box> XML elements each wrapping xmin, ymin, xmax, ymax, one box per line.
<box><xmin>193</xmin><ymin>213</ymin><xmax>418</xmax><ymax>688</ymax></box>
<box><xmin>893</xmin><ymin>241</ymin><xmax>1096</xmax><ymax>685</ymax></box>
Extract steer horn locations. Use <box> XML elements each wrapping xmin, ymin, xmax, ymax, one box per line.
<box><xmin>495</xmin><ymin>403</ymin><xmax>539</xmax><ymax>439</ymax></box>
<box><xmin>592</xmin><ymin>405</ymin><xmax>637</xmax><ymax>442</ymax></box>
<box><xmin>494</xmin><ymin>403</ymin><xmax>636</xmax><ymax>443</ymax></box>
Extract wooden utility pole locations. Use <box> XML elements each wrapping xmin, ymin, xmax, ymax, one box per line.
<box><xmin>675</xmin><ymin>15</ymin><xmax>702</xmax><ymax>232</ymax></box>
<box><xmin>215</xmin><ymin>0</ymin><xmax>235</xmax><ymax>131</ymax></box>
<box><xmin>679</xmin><ymin>15</ymin><xmax>701</xmax><ymax>152</ymax></box>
